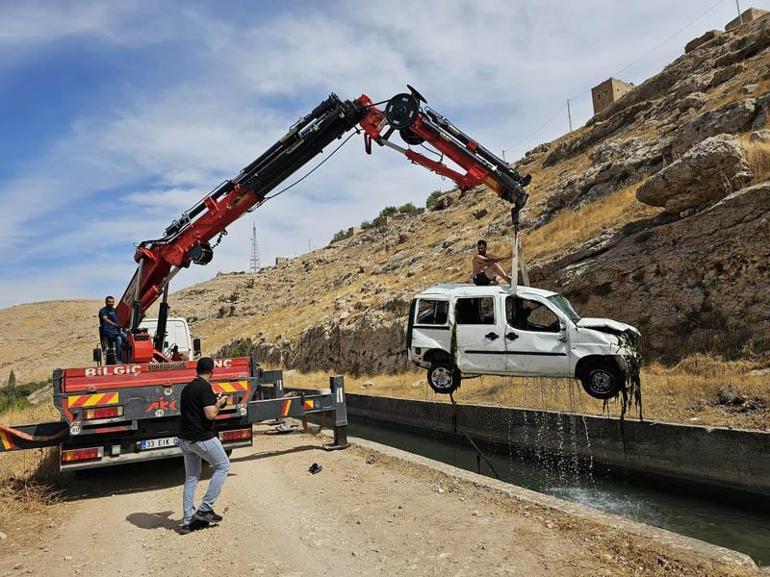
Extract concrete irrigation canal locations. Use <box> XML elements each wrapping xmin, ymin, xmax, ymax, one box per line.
<box><xmin>344</xmin><ymin>393</ymin><xmax>770</xmax><ymax>566</ymax></box>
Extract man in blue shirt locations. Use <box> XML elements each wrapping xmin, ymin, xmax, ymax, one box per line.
<box><xmin>98</xmin><ymin>296</ymin><xmax>124</xmax><ymax>363</ymax></box>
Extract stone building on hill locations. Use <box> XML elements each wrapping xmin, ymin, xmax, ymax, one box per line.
<box><xmin>725</xmin><ymin>7</ymin><xmax>768</xmax><ymax>31</ymax></box>
<box><xmin>591</xmin><ymin>77</ymin><xmax>635</xmax><ymax>116</ymax></box>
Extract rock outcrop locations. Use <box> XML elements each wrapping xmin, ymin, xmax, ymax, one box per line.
<box><xmin>672</xmin><ymin>98</ymin><xmax>757</xmax><ymax>155</ymax></box>
<box><xmin>685</xmin><ymin>30</ymin><xmax>723</xmax><ymax>54</ymax></box>
<box><xmin>636</xmin><ymin>135</ymin><xmax>753</xmax><ymax>213</ymax></box>
<box><xmin>533</xmin><ymin>182</ymin><xmax>770</xmax><ymax>361</ymax></box>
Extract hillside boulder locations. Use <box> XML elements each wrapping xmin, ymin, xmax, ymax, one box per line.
<box><xmin>678</xmin><ymin>92</ymin><xmax>708</xmax><ymax>113</ymax></box>
<box><xmin>709</xmin><ymin>62</ymin><xmax>746</xmax><ymax>88</ymax></box>
<box><xmin>753</xmin><ymin>92</ymin><xmax>770</xmax><ymax>129</ymax></box>
<box><xmin>637</xmin><ymin>135</ymin><xmax>753</xmax><ymax>213</ymax></box>
<box><xmin>685</xmin><ymin>30</ymin><xmax>723</xmax><ymax>54</ymax></box>
<box><xmin>673</xmin><ymin>98</ymin><xmax>757</xmax><ymax>155</ymax></box>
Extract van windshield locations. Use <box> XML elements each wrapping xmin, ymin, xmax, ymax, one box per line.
<box><xmin>547</xmin><ymin>294</ymin><xmax>581</xmax><ymax>324</ymax></box>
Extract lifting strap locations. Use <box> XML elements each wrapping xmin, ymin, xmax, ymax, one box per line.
<box><xmin>511</xmin><ymin>229</ymin><xmax>530</xmax><ymax>295</ymax></box>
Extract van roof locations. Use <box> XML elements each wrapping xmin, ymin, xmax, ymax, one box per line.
<box><xmin>415</xmin><ymin>283</ymin><xmax>558</xmax><ymax>299</ymax></box>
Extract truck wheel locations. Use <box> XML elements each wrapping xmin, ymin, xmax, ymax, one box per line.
<box><xmin>580</xmin><ymin>361</ymin><xmax>623</xmax><ymax>400</ymax></box>
<box><xmin>427</xmin><ymin>362</ymin><xmax>460</xmax><ymax>395</ymax></box>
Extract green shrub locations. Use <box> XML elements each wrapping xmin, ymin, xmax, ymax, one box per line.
<box><xmin>331</xmin><ymin>227</ymin><xmax>354</xmax><ymax>243</ymax></box>
<box><xmin>216</xmin><ymin>337</ymin><xmax>255</xmax><ymax>359</ymax></box>
<box><xmin>360</xmin><ymin>220</ymin><xmax>374</xmax><ymax>230</ymax></box>
<box><xmin>397</xmin><ymin>202</ymin><xmax>417</xmax><ymax>214</ymax></box>
<box><xmin>379</xmin><ymin>206</ymin><xmax>397</xmax><ymax>218</ymax></box>
<box><xmin>0</xmin><ymin>380</ymin><xmax>49</xmax><ymax>414</ymax></box>
<box><xmin>426</xmin><ymin>190</ymin><xmax>443</xmax><ymax>209</ymax></box>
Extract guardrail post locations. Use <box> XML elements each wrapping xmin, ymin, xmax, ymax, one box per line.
<box><xmin>324</xmin><ymin>375</ymin><xmax>349</xmax><ymax>450</ymax></box>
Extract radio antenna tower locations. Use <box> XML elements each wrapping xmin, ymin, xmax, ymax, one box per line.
<box><xmin>249</xmin><ymin>221</ymin><xmax>261</xmax><ymax>273</ymax></box>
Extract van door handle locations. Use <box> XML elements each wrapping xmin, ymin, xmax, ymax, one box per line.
<box><xmin>506</xmin><ymin>332</ymin><xmax>518</xmax><ymax>341</ymax></box>
<box><xmin>559</xmin><ymin>335</ymin><xmax>568</xmax><ymax>343</ymax></box>
<box><xmin>485</xmin><ymin>332</ymin><xmax>499</xmax><ymax>340</ymax></box>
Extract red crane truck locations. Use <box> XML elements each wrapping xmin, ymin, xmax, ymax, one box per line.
<box><xmin>0</xmin><ymin>86</ymin><xmax>532</xmax><ymax>470</ymax></box>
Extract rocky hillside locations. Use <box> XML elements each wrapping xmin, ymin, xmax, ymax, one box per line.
<box><xmin>2</xmin><ymin>15</ymin><xmax>770</xmax><ymax>383</ymax></box>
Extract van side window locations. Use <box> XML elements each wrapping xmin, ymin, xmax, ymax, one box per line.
<box><xmin>506</xmin><ymin>297</ymin><xmax>560</xmax><ymax>333</ymax></box>
<box><xmin>416</xmin><ymin>299</ymin><xmax>449</xmax><ymax>325</ymax></box>
<box><xmin>455</xmin><ymin>297</ymin><xmax>495</xmax><ymax>325</ymax></box>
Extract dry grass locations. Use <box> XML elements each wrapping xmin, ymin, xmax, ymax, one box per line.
<box><xmin>285</xmin><ymin>354</ymin><xmax>770</xmax><ymax>430</ymax></box>
<box><xmin>0</xmin><ymin>402</ymin><xmax>63</xmax><ymax>544</ymax></box>
<box><xmin>522</xmin><ymin>183</ymin><xmax>660</xmax><ymax>262</ymax></box>
<box><xmin>743</xmin><ymin>135</ymin><xmax>770</xmax><ymax>183</ymax></box>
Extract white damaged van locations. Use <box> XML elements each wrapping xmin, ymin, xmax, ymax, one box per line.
<box><xmin>406</xmin><ymin>284</ymin><xmax>641</xmax><ymax>399</ymax></box>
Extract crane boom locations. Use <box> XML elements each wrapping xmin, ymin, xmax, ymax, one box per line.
<box><xmin>116</xmin><ymin>88</ymin><xmax>531</xmax><ymax>363</ymax></box>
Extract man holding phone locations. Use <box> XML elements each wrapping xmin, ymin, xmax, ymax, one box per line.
<box><xmin>177</xmin><ymin>357</ymin><xmax>230</xmax><ymax>534</ymax></box>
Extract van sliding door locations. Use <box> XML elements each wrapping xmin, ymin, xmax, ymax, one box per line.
<box><xmin>454</xmin><ymin>296</ymin><xmax>507</xmax><ymax>373</ymax></box>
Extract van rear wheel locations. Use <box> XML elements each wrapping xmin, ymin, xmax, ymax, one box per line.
<box><xmin>427</xmin><ymin>361</ymin><xmax>460</xmax><ymax>395</ymax></box>
<box><xmin>579</xmin><ymin>361</ymin><xmax>623</xmax><ymax>400</ymax></box>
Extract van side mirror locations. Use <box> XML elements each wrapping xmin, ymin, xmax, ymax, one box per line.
<box><xmin>92</xmin><ymin>348</ymin><xmax>102</xmax><ymax>364</ymax></box>
<box><xmin>193</xmin><ymin>337</ymin><xmax>202</xmax><ymax>358</ymax></box>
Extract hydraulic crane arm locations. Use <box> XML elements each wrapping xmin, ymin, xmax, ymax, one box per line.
<box><xmin>116</xmin><ymin>94</ymin><xmax>367</xmax><ymax>341</ymax></box>
<box><xmin>359</xmin><ymin>86</ymin><xmax>530</xmax><ymax>225</ymax></box>
<box><xmin>117</xmin><ymin>87</ymin><xmax>531</xmax><ymax>362</ymax></box>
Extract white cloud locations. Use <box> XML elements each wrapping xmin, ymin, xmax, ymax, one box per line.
<box><xmin>0</xmin><ymin>1</ymin><xmax>175</xmax><ymax>47</ymax></box>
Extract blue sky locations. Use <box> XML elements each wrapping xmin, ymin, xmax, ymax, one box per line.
<box><xmin>0</xmin><ymin>0</ymin><xmax>752</xmax><ymax>307</ymax></box>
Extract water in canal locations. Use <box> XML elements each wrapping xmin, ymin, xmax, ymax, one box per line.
<box><xmin>349</xmin><ymin>417</ymin><xmax>770</xmax><ymax>566</ymax></box>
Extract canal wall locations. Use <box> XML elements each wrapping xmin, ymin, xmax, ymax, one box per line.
<box><xmin>345</xmin><ymin>393</ymin><xmax>770</xmax><ymax>499</ymax></box>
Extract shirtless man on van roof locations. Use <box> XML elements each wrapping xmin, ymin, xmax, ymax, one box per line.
<box><xmin>471</xmin><ymin>239</ymin><xmax>511</xmax><ymax>286</ymax></box>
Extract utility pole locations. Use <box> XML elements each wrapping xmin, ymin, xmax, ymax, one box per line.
<box><xmin>736</xmin><ymin>0</ymin><xmax>744</xmax><ymax>25</ymax></box>
<box><xmin>249</xmin><ymin>221</ymin><xmax>261</xmax><ymax>273</ymax></box>
<box><xmin>501</xmin><ymin>149</ymin><xmax>506</xmax><ymax>161</ymax></box>
<box><xmin>566</xmin><ymin>99</ymin><xmax>573</xmax><ymax>132</ymax></box>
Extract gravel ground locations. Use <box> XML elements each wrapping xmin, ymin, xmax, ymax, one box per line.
<box><xmin>0</xmin><ymin>429</ymin><xmax>760</xmax><ymax>577</ymax></box>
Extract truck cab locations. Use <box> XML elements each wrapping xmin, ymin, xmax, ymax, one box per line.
<box><xmin>406</xmin><ymin>284</ymin><xmax>641</xmax><ymax>399</ymax></box>
<box><xmin>138</xmin><ymin>317</ymin><xmax>197</xmax><ymax>360</ymax></box>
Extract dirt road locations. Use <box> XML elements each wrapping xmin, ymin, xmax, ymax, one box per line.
<box><xmin>0</xmin><ymin>430</ymin><xmax>758</xmax><ymax>577</ymax></box>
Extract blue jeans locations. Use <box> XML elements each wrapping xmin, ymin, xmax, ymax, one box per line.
<box><xmin>103</xmin><ymin>332</ymin><xmax>123</xmax><ymax>364</ymax></box>
<box><xmin>114</xmin><ymin>333</ymin><xmax>124</xmax><ymax>363</ymax></box>
<box><xmin>178</xmin><ymin>437</ymin><xmax>230</xmax><ymax>526</ymax></box>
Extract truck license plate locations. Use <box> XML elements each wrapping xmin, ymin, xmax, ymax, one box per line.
<box><xmin>140</xmin><ymin>436</ymin><xmax>178</xmax><ymax>450</ymax></box>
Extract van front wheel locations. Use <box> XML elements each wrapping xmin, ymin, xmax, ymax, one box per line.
<box><xmin>579</xmin><ymin>361</ymin><xmax>623</xmax><ymax>400</ymax></box>
<box><xmin>427</xmin><ymin>362</ymin><xmax>460</xmax><ymax>395</ymax></box>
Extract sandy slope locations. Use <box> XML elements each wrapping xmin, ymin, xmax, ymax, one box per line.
<box><xmin>0</xmin><ymin>300</ymin><xmax>99</xmax><ymax>384</ymax></box>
